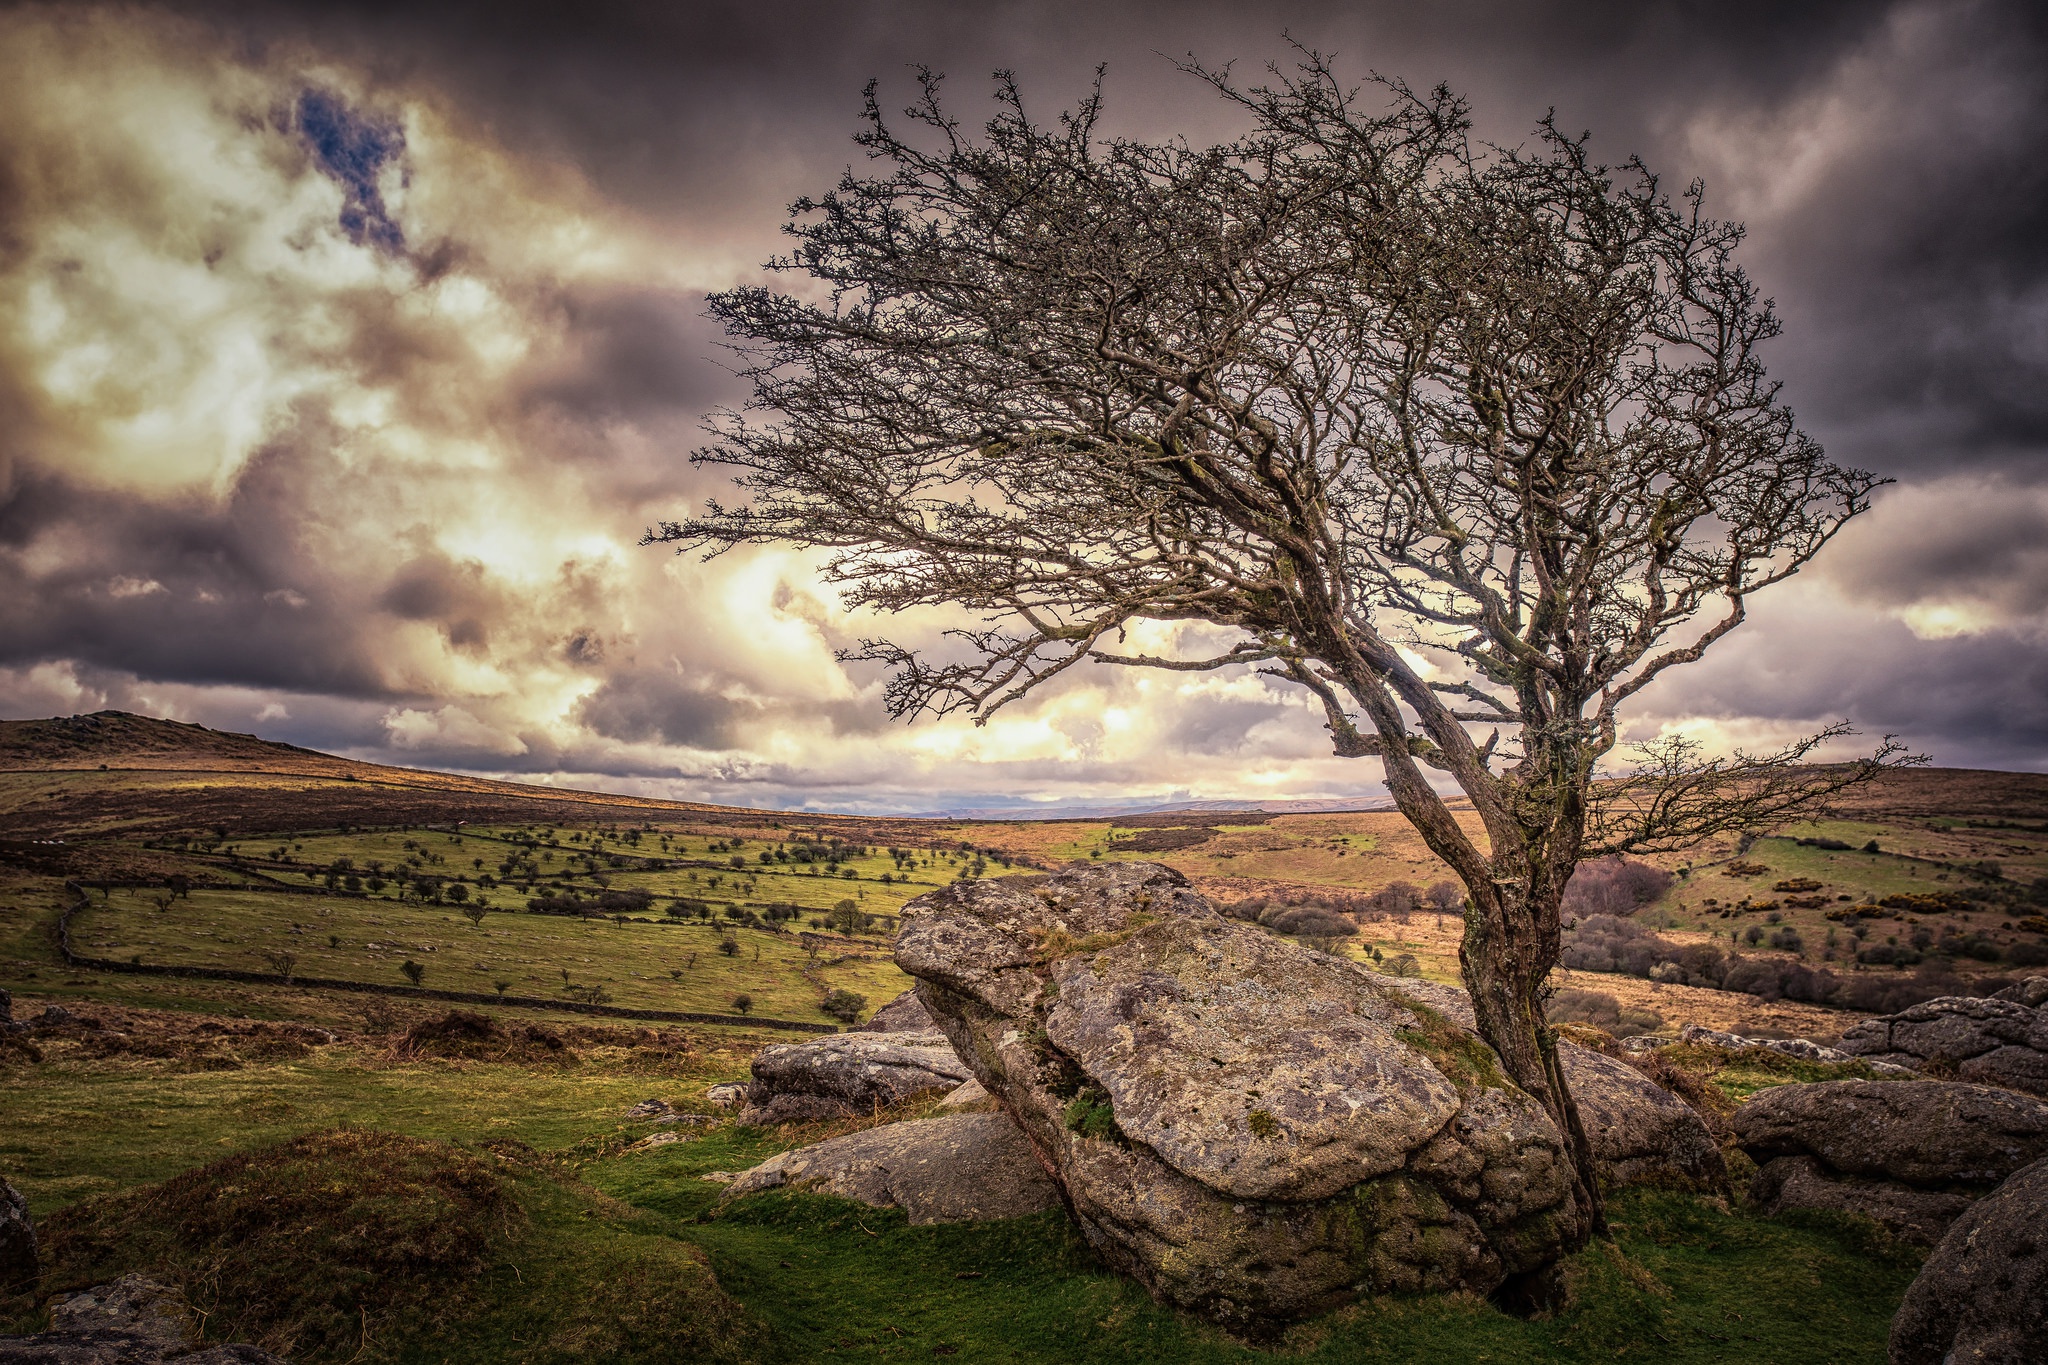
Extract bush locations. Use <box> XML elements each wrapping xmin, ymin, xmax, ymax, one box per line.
<box><xmin>731</xmin><ymin>993</ymin><xmax>754</xmax><ymax>1016</ymax></box>
<box><xmin>820</xmin><ymin>988</ymin><xmax>868</xmax><ymax>1023</ymax></box>
<box><xmin>1547</xmin><ymin>988</ymin><xmax>1664</xmax><ymax>1037</ymax></box>
<box><xmin>1563</xmin><ymin>857</ymin><xmax>1674</xmax><ymax>917</ymax></box>
<box><xmin>716</xmin><ymin>937</ymin><xmax>740</xmax><ymax>957</ymax></box>
<box><xmin>1260</xmin><ymin>904</ymin><xmax>1355</xmax><ymax>939</ymax></box>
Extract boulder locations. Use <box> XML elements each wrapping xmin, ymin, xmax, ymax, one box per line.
<box><xmin>1553</xmin><ymin>1044</ymin><xmax>1725</xmax><ymax>1192</ymax></box>
<box><xmin>1372</xmin><ymin>978</ymin><xmax>1723</xmax><ymax>1193</ymax></box>
<box><xmin>895</xmin><ymin>861</ymin><xmax>1585</xmax><ymax>1329</ymax></box>
<box><xmin>739</xmin><ymin>1031</ymin><xmax>972</xmax><ymax>1125</ymax></box>
<box><xmin>1746</xmin><ymin>1155</ymin><xmax>1973</xmax><ymax>1247</ymax></box>
<box><xmin>1731</xmin><ymin>1080</ymin><xmax>2048</xmax><ymax>1188</ymax></box>
<box><xmin>936</xmin><ymin>1078</ymin><xmax>990</xmax><ymax>1109</ymax></box>
<box><xmin>0</xmin><ymin>1178</ymin><xmax>33</xmax><ymax>1294</ymax></box>
<box><xmin>47</xmin><ymin>1278</ymin><xmax>193</xmax><ymax>1354</ymax></box>
<box><xmin>721</xmin><ymin>1112</ymin><xmax>1060</xmax><ymax>1224</ymax></box>
<box><xmin>1991</xmin><ymin>975</ymin><xmax>2048</xmax><ymax>1009</ymax></box>
<box><xmin>854</xmin><ymin>989</ymin><xmax>935</xmax><ymax>1033</ymax></box>
<box><xmin>1890</xmin><ymin>1155</ymin><xmax>2048</xmax><ymax>1365</ymax></box>
<box><xmin>1838</xmin><ymin>992</ymin><xmax>2048</xmax><ymax>1097</ymax></box>
<box><xmin>1731</xmin><ymin>1079</ymin><xmax>2048</xmax><ymax>1242</ymax></box>
<box><xmin>0</xmin><ymin>1273</ymin><xmax>286</xmax><ymax>1363</ymax></box>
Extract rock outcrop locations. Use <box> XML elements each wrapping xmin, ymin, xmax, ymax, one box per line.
<box><xmin>739</xmin><ymin>1031</ymin><xmax>972</xmax><ymax>1125</ymax></box>
<box><xmin>0</xmin><ymin>1274</ymin><xmax>285</xmax><ymax>1363</ymax></box>
<box><xmin>0</xmin><ymin>1178</ymin><xmax>33</xmax><ymax>1295</ymax></box>
<box><xmin>855</xmin><ymin>989</ymin><xmax>935</xmax><ymax>1033</ymax></box>
<box><xmin>1731</xmin><ymin>1079</ymin><xmax>2048</xmax><ymax>1244</ymax></box>
<box><xmin>895</xmin><ymin>861</ymin><xmax>1588</xmax><ymax>1328</ymax></box>
<box><xmin>722</xmin><ymin>1112</ymin><xmax>1060</xmax><ymax>1224</ymax></box>
<box><xmin>1349</xmin><ymin>976</ymin><xmax>1722</xmax><ymax>1193</ymax></box>
<box><xmin>1889</xmin><ymin>1155</ymin><xmax>2048</xmax><ymax>1365</ymax></box>
<box><xmin>1837</xmin><ymin>980</ymin><xmax>2048</xmax><ymax>1097</ymax></box>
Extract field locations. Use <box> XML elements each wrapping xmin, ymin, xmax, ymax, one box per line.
<box><xmin>7</xmin><ymin>714</ymin><xmax>2047</xmax><ymax>1362</ymax></box>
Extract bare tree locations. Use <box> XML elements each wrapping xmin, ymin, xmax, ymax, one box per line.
<box><xmin>650</xmin><ymin>55</ymin><xmax>1915</xmax><ymax>1232</ymax></box>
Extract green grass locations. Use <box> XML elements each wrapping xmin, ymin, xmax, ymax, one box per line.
<box><xmin>66</xmin><ymin>884</ymin><xmax>912</xmax><ymax>1023</ymax></box>
<box><xmin>0</xmin><ymin>985</ymin><xmax>1920</xmax><ymax>1363</ymax></box>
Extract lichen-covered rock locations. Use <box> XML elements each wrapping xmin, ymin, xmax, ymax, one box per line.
<box><xmin>894</xmin><ymin>861</ymin><xmax>1583</xmax><ymax>1328</ymax></box>
<box><xmin>1554</xmin><ymin>1045</ymin><xmax>1725</xmax><ymax>1192</ymax></box>
<box><xmin>1730</xmin><ymin>1080</ymin><xmax>2048</xmax><ymax>1187</ymax></box>
<box><xmin>855</xmin><ymin>989</ymin><xmax>935</xmax><ymax>1033</ymax></box>
<box><xmin>1371</xmin><ymin>977</ymin><xmax>1724</xmax><ymax>1193</ymax></box>
<box><xmin>1991</xmin><ymin>976</ymin><xmax>2048</xmax><ymax>1010</ymax></box>
<box><xmin>1890</xmin><ymin>1155</ymin><xmax>2048</xmax><ymax>1365</ymax></box>
<box><xmin>739</xmin><ymin>1031</ymin><xmax>972</xmax><ymax>1125</ymax></box>
<box><xmin>1838</xmin><ymin>993</ymin><xmax>2048</xmax><ymax>1097</ymax></box>
<box><xmin>0</xmin><ymin>1178</ymin><xmax>33</xmax><ymax>1295</ymax></box>
<box><xmin>721</xmin><ymin>1112</ymin><xmax>1059</xmax><ymax>1223</ymax></box>
<box><xmin>1747</xmin><ymin>1155</ymin><xmax>1973</xmax><ymax>1246</ymax></box>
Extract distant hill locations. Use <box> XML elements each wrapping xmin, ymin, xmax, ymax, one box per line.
<box><xmin>3</xmin><ymin>709</ymin><xmax>2044</xmax><ymax>840</ymax></box>
<box><xmin>0</xmin><ymin>711</ymin><xmax>753</xmax><ymax>838</ymax></box>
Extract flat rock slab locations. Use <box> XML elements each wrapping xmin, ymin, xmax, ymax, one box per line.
<box><xmin>1731</xmin><ymin>1080</ymin><xmax>2048</xmax><ymax>1188</ymax></box>
<box><xmin>740</xmin><ymin>1031</ymin><xmax>972</xmax><ymax>1125</ymax></box>
<box><xmin>1890</xmin><ymin>1155</ymin><xmax>2048</xmax><ymax>1365</ymax></box>
<box><xmin>721</xmin><ymin>1112</ymin><xmax>1060</xmax><ymax>1224</ymax></box>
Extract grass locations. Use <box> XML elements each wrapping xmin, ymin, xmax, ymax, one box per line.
<box><xmin>1</xmin><ymin>998</ymin><xmax>1923</xmax><ymax>1364</ymax></box>
<box><xmin>66</xmin><ymin>883</ymin><xmax>913</xmax><ymax>1024</ymax></box>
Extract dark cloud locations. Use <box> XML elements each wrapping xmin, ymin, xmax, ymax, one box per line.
<box><xmin>3</xmin><ymin>0</ymin><xmax>2046</xmax><ymax>803</ymax></box>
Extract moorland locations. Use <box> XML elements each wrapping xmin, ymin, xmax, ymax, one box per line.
<box><xmin>4</xmin><ymin>711</ymin><xmax>2047</xmax><ymax>1363</ymax></box>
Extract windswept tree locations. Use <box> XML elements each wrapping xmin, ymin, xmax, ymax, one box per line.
<box><xmin>651</xmin><ymin>56</ymin><xmax>1913</xmax><ymax>1230</ymax></box>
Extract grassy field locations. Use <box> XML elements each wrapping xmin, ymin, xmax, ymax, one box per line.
<box><xmin>66</xmin><ymin>883</ymin><xmax>913</xmax><ymax>1024</ymax></box>
<box><xmin>1</xmin><ymin>994</ymin><xmax>1920</xmax><ymax>1365</ymax></box>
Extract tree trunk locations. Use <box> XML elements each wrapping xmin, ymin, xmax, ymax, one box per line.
<box><xmin>1460</xmin><ymin>888</ymin><xmax>1607</xmax><ymax>1242</ymax></box>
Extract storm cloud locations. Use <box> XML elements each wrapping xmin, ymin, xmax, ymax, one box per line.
<box><xmin>1</xmin><ymin>0</ymin><xmax>2044</xmax><ymax>810</ymax></box>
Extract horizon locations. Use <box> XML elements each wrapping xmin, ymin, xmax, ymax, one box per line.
<box><xmin>3</xmin><ymin>0</ymin><xmax>2045</xmax><ymax>811</ymax></box>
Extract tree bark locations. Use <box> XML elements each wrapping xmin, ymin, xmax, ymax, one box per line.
<box><xmin>1460</xmin><ymin>883</ymin><xmax>1607</xmax><ymax>1241</ymax></box>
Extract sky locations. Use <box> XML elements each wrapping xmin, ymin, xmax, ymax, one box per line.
<box><xmin>1</xmin><ymin>0</ymin><xmax>2044</xmax><ymax>814</ymax></box>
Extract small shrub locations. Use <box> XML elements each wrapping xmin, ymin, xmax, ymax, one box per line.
<box><xmin>400</xmin><ymin>959</ymin><xmax>427</xmax><ymax>988</ymax></box>
<box><xmin>730</xmin><ymin>994</ymin><xmax>753</xmax><ymax>1016</ymax></box>
<box><xmin>716</xmin><ymin>937</ymin><xmax>740</xmax><ymax>957</ymax></box>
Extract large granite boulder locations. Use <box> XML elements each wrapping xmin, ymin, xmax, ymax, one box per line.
<box><xmin>0</xmin><ymin>1178</ymin><xmax>33</xmax><ymax>1294</ymax></box>
<box><xmin>1837</xmin><ymin>984</ymin><xmax>2048</xmax><ymax>1097</ymax></box>
<box><xmin>0</xmin><ymin>1274</ymin><xmax>285</xmax><ymax>1363</ymax></box>
<box><xmin>1731</xmin><ymin>1079</ymin><xmax>2048</xmax><ymax>1243</ymax></box>
<box><xmin>1890</xmin><ymin>1155</ymin><xmax>2048</xmax><ymax>1365</ymax></box>
<box><xmin>739</xmin><ymin>1031</ymin><xmax>972</xmax><ymax>1125</ymax></box>
<box><xmin>895</xmin><ymin>861</ymin><xmax>1586</xmax><ymax>1329</ymax></box>
<box><xmin>721</xmin><ymin>1112</ymin><xmax>1060</xmax><ymax>1224</ymax></box>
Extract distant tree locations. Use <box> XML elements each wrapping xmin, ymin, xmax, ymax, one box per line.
<box><xmin>263</xmin><ymin>950</ymin><xmax>298</xmax><ymax>984</ymax></box>
<box><xmin>718</xmin><ymin>936</ymin><xmax>741</xmax><ymax>957</ymax></box>
<box><xmin>820</xmin><ymin>988</ymin><xmax>868</xmax><ymax>1023</ymax></box>
<box><xmin>493</xmin><ymin>981</ymin><xmax>511</xmax><ymax>999</ymax></box>
<box><xmin>400</xmin><ymin>959</ymin><xmax>426</xmax><ymax>988</ymax></box>
<box><xmin>731</xmin><ymin>993</ymin><xmax>754</xmax><ymax>1016</ymax></box>
<box><xmin>462</xmin><ymin>903</ymin><xmax>487</xmax><ymax>929</ymax></box>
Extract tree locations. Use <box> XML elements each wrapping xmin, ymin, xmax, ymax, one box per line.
<box><xmin>400</xmin><ymin>959</ymin><xmax>426</xmax><ymax>988</ymax></box>
<box><xmin>263</xmin><ymin>950</ymin><xmax>298</xmax><ymax>984</ymax></box>
<box><xmin>651</xmin><ymin>55</ymin><xmax>1916</xmax><ymax>1233</ymax></box>
<box><xmin>731</xmin><ymin>993</ymin><xmax>754</xmax><ymax>1016</ymax></box>
<box><xmin>463</xmin><ymin>902</ymin><xmax>487</xmax><ymax>929</ymax></box>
